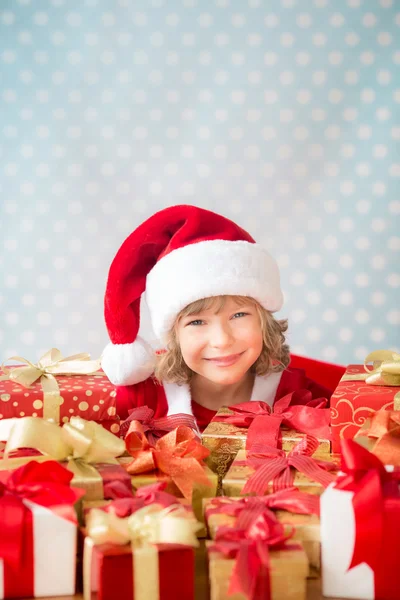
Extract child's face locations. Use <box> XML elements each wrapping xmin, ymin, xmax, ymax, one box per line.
<box><xmin>176</xmin><ymin>297</ymin><xmax>263</xmax><ymax>387</ymax></box>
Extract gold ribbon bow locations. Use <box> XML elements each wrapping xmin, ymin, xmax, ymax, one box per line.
<box><xmin>342</xmin><ymin>350</ymin><xmax>400</xmax><ymax>387</ymax></box>
<box><xmin>0</xmin><ymin>348</ymin><xmax>101</xmax><ymax>422</ymax></box>
<box><xmin>0</xmin><ymin>416</ymin><xmax>125</xmax><ymax>499</ymax></box>
<box><xmin>83</xmin><ymin>504</ymin><xmax>200</xmax><ymax>600</ymax></box>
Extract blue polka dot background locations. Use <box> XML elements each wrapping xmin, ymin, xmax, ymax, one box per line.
<box><xmin>0</xmin><ymin>0</ymin><xmax>399</xmax><ymax>365</ymax></box>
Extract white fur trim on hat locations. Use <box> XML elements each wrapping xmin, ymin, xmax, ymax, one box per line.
<box><xmin>146</xmin><ymin>239</ymin><xmax>283</xmax><ymax>342</ymax></box>
<box><xmin>101</xmin><ymin>336</ymin><xmax>155</xmax><ymax>386</ymax></box>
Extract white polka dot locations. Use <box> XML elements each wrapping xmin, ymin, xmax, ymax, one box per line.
<box><xmin>182</xmin><ymin>33</ymin><xmax>196</xmax><ymax>46</ymax></box>
<box><xmin>377</xmin><ymin>70</ymin><xmax>392</xmax><ymax>85</ymax></box>
<box><xmin>370</xmin><ymin>328</ymin><xmax>386</xmax><ymax>343</ymax></box>
<box><xmin>330</xmin><ymin>13</ymin><xmax>345</xmax><ymax>27</ymax></box>
<box><xmin>371</xmin><ymin>255</ymin><xmax>386</xmax><ymax>270</ymax></box>
<box><xmin>264</xmin><ymin>52</ymin><xmax>278</xmax><ymax>66</ymax></box>
<box><xmin>355</xmin><ymin>237</ymin><xmax>371</xmax><ymax>250</ymax></box>
<box><xmin>323</xmin><ymin>309</ymin><xmax>338</xmax><ymax>324</ymax></box>
<box><xmin>54</xmin><ymin>329</ymin><xmax>68</xmax><ymax>345</ymax></box>
<box><xmin>5</xmin><ymin>312</ymin><xmax>19</xmax><ymax>325</ymax></box>
<box><xmin>232</xmin><ymin>13</ymin><xmax>246</xmax><ymax>27</ymax></box>
<box><xmin>341</xmin><ymin>144</ymin><xmax>355</xmax><ymax>158</ymax></box>
<box><xmin>355</xmin><ymin>309</ymin><xmax>370</xmax><ymax>324</ymax></box>
<box><xmin>37</xmin><ymin>312</ymin><xmax>52</xmax><ymax>326</ymax></box>
<box><xmin>20</xmin><ymin>330</ymin><xmax>35</xmax><ymax>345</ymax></box>
<box><xmin>307</xmin><ymin>217</ymin><xmax>322</xmax><ymax>231</ymax></box>
<box><xmin>339</xmin><ymin>254</ymin><xmax>354</xmax><ymax>269</ymax></box>
<box><xmin>306</xmin><ymin>327</ymin><xmax>321</xmax><ymax>342</ymax></box>
<box><xmin>329</xmin><ymin>52</ymin><xmax>343</xmax><ymax>66</ymax></box>
<box><xmin>340</xmin><ymin>181</ymin><xmax>355</xmax><ymax>195</ymax></box>
<box><xmin>294</xmin><ymin>90</ymin><xmax>311</xmax><ymax>106</ymax></box>
<box><xmin>360</xmin><ymin>89</ymin><xmax>375</xmax><ymax>104</ymax></box>
<box><xmin>363</xmin><ymin>13</ymin><xmax>377</xmax><ymax>27</ymax></box>
<box><xmin>290</xmin><ymin>271</ymin><xmax>306</xmax><ymax>286</ymax></box>
<box><xmin>355</xmin><ymin>274</ymin><xmax>370</xmax><ymax>287</ymax></box>
<box><xmin>371</xmin><ymin>291</ymin><xmax>386</xmax><ymax>306</ymax></box>
<box><xmin>323</xmin><ymin>273</ymin><xmax>338</xmax><ymax>287</ymax></box>
<box><xmin>339</xmin><ymin>328</ymin><xmax>353</xmax><ymax>342</ymax></box>
<box><xmin>261</xmin><ymin>164</ymin><xmax>275</xmax><ymax>178</ymax></box>
<box><xmin>277</xmin><ymin>145</ymin><xmax>293</xmax><ymax>159</ymax></box>
<box><xmin>247</xmin><ymin>33</ymin><xmax>262</xmax><ymax>46</ymax></box>
<box><xmin>387</xmin><ymin>310</ymin><xmax>400</xmax><ymax>325</ymax></box>
<box><xmin>389</xmin><ymin>164</ymin><xmax>400</xmax><ymax>177</ymax></box>
<box><xmin>306</xmin><ymin>291</ymin><xmax>321</xmax><ymax>305</ymax></box>
<box><xmin>338</xmin><ymin>291</ymin><xmax>353</xmax><ymax>306</ymax></box>
<box><xmin>322</xmin><ymin>347</ymin><xmax>338</xmax><ymax>361</ymax></box>
<box><xmin>276</xmin><ymin>255</ymin><xmax>290</xmax><ymax>268</ymax></box>
<box><xmin>33</xmin><ymin>12</ymin><xmax>49</xmax><ymax>25</ymax></box>
<box><xmin>290</xmin><ymin>309</ymin><xmax>306</xmax><ymax>323</ymax></box>
<box><xmin>312</xmin><ymin>33</ymin><xmax>327</xmax><ymax>47</ymax></box>
<box><xmin>296</xmin><ymin>13</ymin><xmax>312</xmax><ymax>27</ymax></box>
<box><xmin>371</xmin><ymin>218</ymin><xmax>386</xmax><ymax>233</ymax></box>
<box><xmin>264</xmin><ymin>13</ymin><xmax>279</xmax><ymax>27</ymax></box>
<box><xmin>387</xmin><ymin>274</ymin><xmax>400</xmax><ymax>287</ymax></box>
<box><xmin>357</xmin><ymin>125</ymin><xmax>372</xmax><ymax>140</ymax></box>
<box><xmin>323</xmin><ymin>235</ymin><xmax>338</xmax><ymax>250</ymax></box>
<box><xmin>280</xmin><ymin>33</ymin><xmax>295</xmax><ymax>47</ymax></box>
<box><xmin>345</xmin><ymin>32</ymin><xmax>360</xmax><ymax>46</ymax></box>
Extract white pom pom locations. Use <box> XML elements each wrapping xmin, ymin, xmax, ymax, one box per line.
<box><xmin>101</xmin><ymin>336</ymin><xmax>155</xmax><ymax>386</ymax></box>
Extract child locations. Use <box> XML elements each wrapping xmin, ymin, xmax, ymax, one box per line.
<box><xmin>102</xmin><ymin>204</ymin><xmax>332</xmax><ymax>431</ymax></box>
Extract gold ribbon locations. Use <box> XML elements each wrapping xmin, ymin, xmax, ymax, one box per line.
<box><xmin>341</xmin><ymin>350</ymin><xmax>400</xmax><ymax>387</ymax></box>
<box><xmin>0</xmin><ymin>416</ymin><xmax>125</xmax><ymax>500</ymax></box>
<box><xmin>0</xmin><ymin>348</ymin><xmax>102</xmax><ymax>422</ymax></box>
<box><xmin>83</xmin><ymin>504</ymin><xmax>200</xmax><ymax>600</ymax></box>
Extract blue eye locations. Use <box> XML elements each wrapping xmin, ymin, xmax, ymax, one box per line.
<box><xmin>232</xmin><ymin>312</ymin><xmax>248</xmax><ymax>319</ymax></box>
<box><xmin>187</xmin><ymin>319</ymin><xmax>204</xmax><ymax>326</ymax></box>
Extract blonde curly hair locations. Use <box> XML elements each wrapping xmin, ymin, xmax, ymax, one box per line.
<box><xmin>154</xmin><ymin>295</ymin><xmax>290</xmax><ymax>385</ymax></box>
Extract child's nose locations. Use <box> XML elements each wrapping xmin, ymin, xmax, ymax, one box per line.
<box><xmin>210</xmin><ymin>322</ymin><xmax>234</xmax><ymax>347</ymax></box>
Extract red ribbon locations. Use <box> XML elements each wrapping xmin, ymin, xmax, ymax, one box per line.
<box><xmin>205</xmin><ymin>487</ymin><xmax>320</xmax><ymax>524</ymax></box>
<box><xmin>120</xmin><ymin>406</ymin><xmax>198</xmax><ymax>445</ymax></box>
<box><xmin>335</xmin><ymin>440</ymin><xmax>400</xmax><ymax>599</ymax></box>
<box><xmin>209</xmin><ymin>506</ymin><xmax>295</xmax><ymax>600</ymax></box>
<box><xmin>241</xmin><ymin>436</ymin><xmax>336</xmax><ymax>495</ymax></box>
<box><xmin>0</xmin><ymin>460</ymin><xmax>84</xmax><ymax>597</ymax></box>
<box><xmin>213</xmin><ymin>389</ymin><xmax>331</xmax><ymax>450</ymax></box>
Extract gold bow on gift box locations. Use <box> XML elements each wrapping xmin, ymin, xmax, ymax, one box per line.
<box><xmin>342</xmin><ymin>350</ymin><xmax>400</xmax><ymax>386</ymax></box>
<box><xmin>0</xmin><ymin>415</ymin><xmax>125</xmax><ymax>500</ymax></box>
<box><xmin>355</xmin><ymin>409</ymin><xmax>400</xmax><ymax>466</ymax></box>
<box><xmin>83</xmin><ymin>504</ymin><xmax>201</xmax><ymax>600</ymax></box>
<box><xmin>0</xmin><ymin>348</ymin><xmax>102</xmax><ymax>423</ymax></box>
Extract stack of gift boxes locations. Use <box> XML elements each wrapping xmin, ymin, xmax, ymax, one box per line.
<box><xmin>0</xmin><ymin>349</ymin><xmax>399</xmax><ymax>599</ymax></box>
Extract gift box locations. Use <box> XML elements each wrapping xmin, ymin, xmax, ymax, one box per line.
<box><xmin>354</xmin><ymin>410</ymin><xmax>400</xmax><ymax>466</ymax></box>
<box><xmin>202</xmin><ymin>392</ymin><xmax>331</xmax><ymax>485</ymax></box>
<box><xmin>207</xmin><ymin>509</ymin><xmax>309</xmax><ymax>600</ymax></box>
<box><xmin>321</xmin><ymin>440</ymin><xmax>400</xmax><ymax>599</ymax></box>
<box><xmin>0</xmin><ymin>349</ymin><xmax>118</xmax><ymax>425</ymax></box>
<box><xmin>203</xmin><ymin>493</ymin><xmax>321</xmax><ymax>575</ymax></box>
<box><xmin>119</xmin><ymin>423</ymin><xmax>218</xmax><ymax>535</ymax></box>
<box><xmin>0</xmin><ymin>460</ymin><xmax>83</xmax><ymax>598</ymax></box>
<box><xmin>331</xmin><ymin>357</ymin><xmax>400</xmax><ymax>453</ymax></box>
<box><xmin>83</xmin><ymin>501</ymin><xmax>200</xmax><ymax>600</ymax></box>
<box><xmin>0</xmin><ymin>416</ymin><xmax>129</xmax><ymax>503</ymax></box>
<box><xmin>222</xmin><ymin>443</ymin><xmax>338</xmax><ymax>498</ymax></box>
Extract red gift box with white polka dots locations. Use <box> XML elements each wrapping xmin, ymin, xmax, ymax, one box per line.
<box><xmin>0</xmin><ymin>370</ymin><xmax>120</xmax><ymax>433</ymax></box>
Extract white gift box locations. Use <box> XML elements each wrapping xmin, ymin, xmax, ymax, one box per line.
<box><xmin>321</xmin><ymin>466</ymin><xmax>395</xmax><ymax>600</ymax></box>
<box><xmin>0</xmin><ymin>499</ymin><xmax>77</xmax><ymax>599</ymax></box>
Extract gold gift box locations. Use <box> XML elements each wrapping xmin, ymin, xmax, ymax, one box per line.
<box><xmin>203</xmin><ymin>497</ymin><xmax>320</xmax><ymax>576</ymax></box>
<box><xmin>118</xmin><ymin>457</ymin><xmax>217</xmax><ymax>537</ymax></box>
<box><xmin>202</xmin><ymin>406</ymin><xmax>331</xmax><ymax>485</ymax></box>
<box><xmin>207</xmin><ymin>540</ymin><xmax>308</xmax><ymax>600</ymax></box>
<box><xmin>222</xmin><ymin>449</ymin><xmax>338</xmax><ymax>498</ymax></box>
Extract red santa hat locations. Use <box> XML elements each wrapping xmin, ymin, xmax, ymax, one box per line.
<box><xmin>102</xmin><ymin>204</ymin><xmax>283</xmax><ymax>387</ymax></box>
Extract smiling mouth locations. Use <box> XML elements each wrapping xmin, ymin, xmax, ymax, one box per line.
<box><xmin>204</xmin><ymin>352</ymin><xmax>244</xmax><ymax>366</ymax></box>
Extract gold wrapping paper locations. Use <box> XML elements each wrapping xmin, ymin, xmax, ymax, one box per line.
<box><xmin>202</xmin><ymin>407</ymin><xmax>331</xmax><ymax>487</ymax></box>
<box><xmin>222</xmin><ymin>449</ymin><xmax>339</xmax><ymax>498</ymax></box>
<box><xmin>118</xmin><ymin>457</ymin><xmax>217</xmax><ymax>537</ymax></box>
<box><xmin>203</xmin><ymin>497</ymin><xmax>320</xmax><ymax>575</ymax></box>
<box><xmin>207</xmin><ymin>541</ymin><xmax>308</xmax><ymax>600</ymax></box>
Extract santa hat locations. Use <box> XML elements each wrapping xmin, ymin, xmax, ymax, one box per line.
<box><xmin>102</xmin><ymin>204</ymin><xmax>283</xmax><ymax>388</ymax></box>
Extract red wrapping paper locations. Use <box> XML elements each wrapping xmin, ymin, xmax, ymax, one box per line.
<box><xmin>91</xmin><ymin>542</ymin><xmax>194</xmax><ymax>600</ymax></box>
<box><xmin>0</xmin><ymin>370</ymin><xmax>118</xmax><ymax>425</ymax></box>
<box><xmin>331</xmin><ymin>365</ymin><xmax>400</xmax><ymax>452</ymax></box>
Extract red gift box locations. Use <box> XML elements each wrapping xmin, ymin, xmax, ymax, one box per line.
<box><xmin>331</xmin><ymin>365</ymin><xmax>400</xmax><ymax>452</ymax></box>
<box><xmin>0</xmin><ymin>370</ymin><xmax>118</xmax><ymax>425</ymax></box>
<box><xmin>89</xmin><ymin>542</ymin><xmax>194</xmax><ymax>600</ymax></box>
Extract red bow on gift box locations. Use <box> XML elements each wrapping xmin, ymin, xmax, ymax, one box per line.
<box><xmin>100</xmin><ymin>482</ymin><xmax>190</xmax><ymax>518</ymax></box>
<box><xmin>209</xmin><ymin>505</ymin><xmax>297</xmax><ymax>600</ymax></box>
<box><xmin>123</xmin><ymin>423</ymin><xmax>212</xmax><ymax>501</ymax></box>
<box><xmin>335</xmin><ymin>440</ymin><xmax>400</xmax><ymax>599</ymax></box>
<box><xmin>0</xmin><ymin>460</ymin><xmax>84</xmax><ymax>597</ymax></box>
<box><xmin>241</xmin><ymin>436</ymin><xmax>336</xmax><ymax>495</ymax></box>
<box><xmin>120</xmin><ymin>405</ymin><xmax>199</xmax><ymax>445</ymax></box>
<box><xmin>205</xmin><ymin>487</ymin><xmax>320</xmax><ymax>522</ymax></box>
<box><xmin>213</xmin><ymin>389</ymin><xmax>331</xmax><ymax>450</ymax></box>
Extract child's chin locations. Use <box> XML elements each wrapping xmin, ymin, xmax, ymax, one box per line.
<box><xmin>206</xmin><ymin>369</ymin><xmax>247</xmax><ymax>386</ymax></box>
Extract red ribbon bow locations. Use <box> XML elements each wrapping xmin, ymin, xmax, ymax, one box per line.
<box><xmin>210</xmin><ymin>506</ymin><xmax>294</xmax><ymax>600</ymax></box>
<box><xmin>336</xmin><ymin>440</ymin><xmax>400</xmax><ymax>579</ymax></box>
<box><xmin>206</xmin><ymin>487</ymin><xmax>320</xmax><ymax>523</ymax></box>
<box><xmin>213</xmin><ymin>389</ymin><xmax>331</xmax><ymax>450</ymax></box>
<box><xmin>100</xmin><ymin>482</ymin><xmax>187</xmax><ymax>519</ymax></box>
<box><xmin>242</xmin><ymin>436</ymin><xmax>336</xmax><ymax>495</ymax></box>
<box><xmin>120</xmin><ymin>406</ymin><xmax>199</xmax><ymax>445</ymax></box>
<box><xmin>0</xmin><ymin>460</ymin><xmax>84</xmax><ymax>597</ymax></box>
